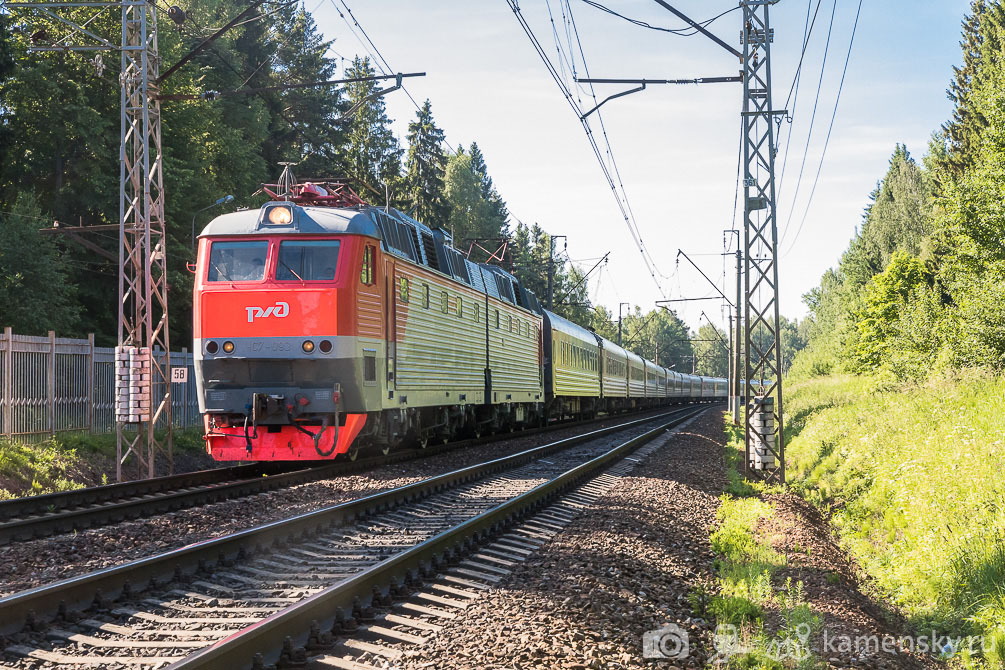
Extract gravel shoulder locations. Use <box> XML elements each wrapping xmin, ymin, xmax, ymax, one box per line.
<box><xmin>0</xmin><ymin>411</ymin><xmax>673</xmax><ymax>596</ymax></box>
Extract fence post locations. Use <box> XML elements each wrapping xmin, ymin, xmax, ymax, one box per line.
<box><xmin>48</xmin><ymin>330</ymin><xmax>56</xmax><ymax>437</ymax></box>
<box><xmin>2</xmin><ymin>326</ymin><xmax>11</xmax><ymax>438</ymax></box>
<box><xmin>87</xmin><ymin>333</ymin><xmax>95</xmax><ymax>433</ymax></box>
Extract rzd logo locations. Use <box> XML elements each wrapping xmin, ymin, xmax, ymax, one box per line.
<box><xmin>246</xmin><ymin>301</ymin><xmax>289</xmax><ymax>323</ymax></box>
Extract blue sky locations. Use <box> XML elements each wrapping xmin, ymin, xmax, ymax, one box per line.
<box><xmin>307</xmin><ymin>0</ymin><xmax>970</xmax><ymax>333</ymax></box>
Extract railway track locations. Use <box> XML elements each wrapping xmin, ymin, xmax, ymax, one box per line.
<box><xmin>0</xmin><ymin>404</ymin><xmax>707</xmax><ymax>546</ymax></box>
<box><xmin>0</xmin><ymin>404</ymin><xmax>710</xmax><ymax>669</ymax></box>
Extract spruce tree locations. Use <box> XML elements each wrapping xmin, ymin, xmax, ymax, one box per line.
<box><xmin>404</xmin><ymin>100</ymin><xmax>449</xmax><ymax>226</ymax></box>
<box><xmin>267</xmin><ymin>5</ymin><xmax>346</xmax><ymax>177</ymax></box>
<box><xmin>937</xmin><ymin>0</ymin><xmax>1005</xmax><ymax>180</ymax></box>
<box><xmin>342</xmin><ymin>57</ymin><xmax>403</xmax><ymax>204</ymax></box>
<box><xmin>468</xmin><ymin>142</ymin><xmax>510</xmax><ymax>236</ymax></box>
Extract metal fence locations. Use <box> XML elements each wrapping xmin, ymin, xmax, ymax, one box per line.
<box><xmin>0</xmin><ymin>327</ymin><xmax>200</xmax><ymax>442</ymax></box>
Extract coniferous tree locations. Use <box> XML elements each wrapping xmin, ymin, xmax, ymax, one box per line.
<box><xmin>266</xmin><ymin>5</ymin><xmax>347</xmax><ymax>176</ymax></box>
<box><xmin>342</xmin><ymin>57</ymin><xmax>403</xmax><ymax>204</ymax></box>
<box><xmin>935</xmin><ymin>1</ymin><xmax>1005</xmax><ymax>180</ymax></box>
<box><xmin>404</xmin><ymin>100</ymin><xmax>449</xmax><ymax>227</ymax></box>
<box><xmin>468</xmin><ymin>142</ymin><xmax>510</xmax><ymax>236</ymax></box>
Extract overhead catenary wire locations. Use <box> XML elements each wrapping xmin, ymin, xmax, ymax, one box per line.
<box><xmin>506</xmin><ymin>0</ymin><xmax>669</xmax><ymax>300</ymax></box>
<box><xmin>784</xmin><ymin>0</ymin><xmax>863</xmax><ymax>256</ymax></box>
<box><xmin>776</xmin><ymin>0</ymin><xmax>820</xmax><ymax>202</ymax></box>
<box><xmin>779</xmin><ymin>0</ymin><xmax>837</xmax><ymax>244</ymax></box>
<box><xmin>578</xmin><ymin>0</ymin><xmax>740</xmax><ymax>37</ymax></box>
<box><xmin>565</xmin><ymin>0</ymin><xmax>671</xmax><ymax>283</ymax></box>
<box><xmin>331</xmin><ymin>0</ymin><xmax>456</xmax><ymax>153</ymax></box>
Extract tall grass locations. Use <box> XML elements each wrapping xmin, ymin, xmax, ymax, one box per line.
<box><xmin>785</xmin><ymin>373</ymin><xmax>1005</xmax><ymax>645</ymax></box>
<box><xmin>0</xmin><ymin>427</ymin><xmax>207</xmax><ymax>498</ymax></box>
<box><xmin>0</xmin><ymin>438</ymin><xmax>87</xmax><ymax>498</ymax></box>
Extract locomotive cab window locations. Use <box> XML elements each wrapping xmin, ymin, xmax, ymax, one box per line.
<box><xmin>277</xmin><ymin>240</ymin><xmax>340</xmax><ymax>281</ymax></box>
<box><xmin>208</xmin><ymin>241</ymin><xmax>268</xmax><ymax>282</ymax></box>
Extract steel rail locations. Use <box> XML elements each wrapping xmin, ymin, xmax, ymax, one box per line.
<box><xmin>0</xmin><ymin>403</ymin><xmax>707</xmax><ymax>545</ymax></box>
<box><xmin>167</xmin><ymin>405</ymin><xmax>708</xmax><ymax>669</ymax></box>
<box><xmin>0</xmin><ymin>405</ymin><xmax>708</xmax><ymax>635</ymax></box>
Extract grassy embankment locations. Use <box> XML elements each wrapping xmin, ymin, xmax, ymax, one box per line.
<box><xmin>0</xmin><ymin>428</ymin><xmax>207</xmax><ymax>498</ymax></box>
<box><xmin>784</xmin><ymin>373</ymin><xmax>1005</xmax><ymax>667</ymax></box>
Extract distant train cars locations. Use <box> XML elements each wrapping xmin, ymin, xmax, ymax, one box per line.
<box><xmin>193</xmin><ymin>179</ymin><xmax>726</xmax><ymax>461</ymax></box>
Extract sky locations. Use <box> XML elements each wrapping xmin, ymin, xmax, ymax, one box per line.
<box><xmin>306</xmin><ymin>0</ymin><xmax>970</xmax><ymax>334</ymax></box>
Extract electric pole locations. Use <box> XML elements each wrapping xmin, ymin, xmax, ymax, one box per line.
<box><xmin>117</xmin><ymin>0</ymin><xmax>173</xmax><ymax>481</ymax></box>
<box><xmin>734</xmin><ymin>247</ymin><xmax>743</xmax><ymax>425</ymax></box>
<box><xmin>11</xmin><ymin>0</ymin><xmax>174</xmax><ymax>480</ymax></box>
<box><xmin>574</xmin><ymin>0</ymin><xmax>786</xmax><ymax>482</ymax></box>
<box><xmin>742</xmin><ymin>0</ymin><xmax>785</xmax><ymax>483</ymax></box>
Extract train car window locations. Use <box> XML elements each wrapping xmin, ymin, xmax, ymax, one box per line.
<box><xmin>399</xmin><ymin>276</ymin><xmax>409</xmax><ymax>303</ymax></box>
<box><xmin>277</xmin><ymin>240</ymin><xmax>339</xmax><ymax>281</ymax></box>
<box><xmin>424</xmin><ymin>284</ymin><xmax>430</xmax><ymax>309</ymax></box>
<box><xmin>495</xmin><ymin>309</ymin><xmax>500</xmax><ymax>329</ymax></box>
<box><xmin>441</xmin><ymin>291</ymin><xmax>449</xmax><ymax>314</ymax></box>
<box><xmin>474</xmin><ymin>303</ymin><xmax>480</xmax><ymax>322</ymax></box>
<box><xmin>208</xmin><ymin>241</ymin><xmax>268</xmax><ymax>282</ymax></box>
<box><xmin>508</xmin><ymin>315</ymin><xmax>513</xmax><ymax>332</ymax></box>
<box><xmin>360</xmin><ymin>245</ymin><xmax>375</xmax><ymax>285</ymax></box>
<box><xmin>456</xmin><ymin>295</ymin><xmax>463</xmax><ymax>317</ymax></box>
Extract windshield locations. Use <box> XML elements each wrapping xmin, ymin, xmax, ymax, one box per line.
<box><xmin>208</xmin><ymin>241</ymin><xmax>268</xmax><ymax>282</ymax></box>
<box><xmin>277</xmin><ymin>240</ymin><xmax>340</xmax><ymax>281</ymax></box>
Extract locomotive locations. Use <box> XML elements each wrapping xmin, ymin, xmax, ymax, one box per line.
<box><xmin>193</xmin><ymin>178</ymin><xmax>726</xmax><ymax>461</ymax></box>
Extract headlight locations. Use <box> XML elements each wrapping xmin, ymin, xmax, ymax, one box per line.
<box><xmin>267</xmin><ymin>206</ymin><xmax>293</xmax><ymax>225</ymax></box>
<box><xmin>302</xmin><ymin>340</ymin><xmax>315</xmax><ymax>353</ymax></box>
<box><xmin>222</xmin><ymin>341</ymin><xmax>235</xmax><ymax>353</ymax></box>
<box><xmin>319</xmin><ymin>339</ymin><xmax>332</xmax><ymax>353</ymax></box>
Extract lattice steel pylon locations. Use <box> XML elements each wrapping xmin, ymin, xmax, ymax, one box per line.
<box><xmin>741</xmin><ymin>0</ymin><xmax>785</xmax><ymax>483</ymax></box>
<box><xmin>117</xmin><ymin>0</ymin><xmax>172</xmax><ymax>481</ymax></box>
<box><xmin>8</xmin><ymin>1</ymin><xmax>172</xmax><ymax>480</ymax></box>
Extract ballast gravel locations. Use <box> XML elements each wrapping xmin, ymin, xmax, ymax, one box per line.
<box><xmin>397</xmin><ymin>409</ymin><xmax>727</xmax><ymax>670</ymax></box>
<box><xmin>394</xmin><ymin>410</ymin><xmax>941</xmax><ymax>670</ymax></box>
<box><xmin>0</xmin><ymin>411</ymin><xmax>674</xmax><ymax>596</ymax></box>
